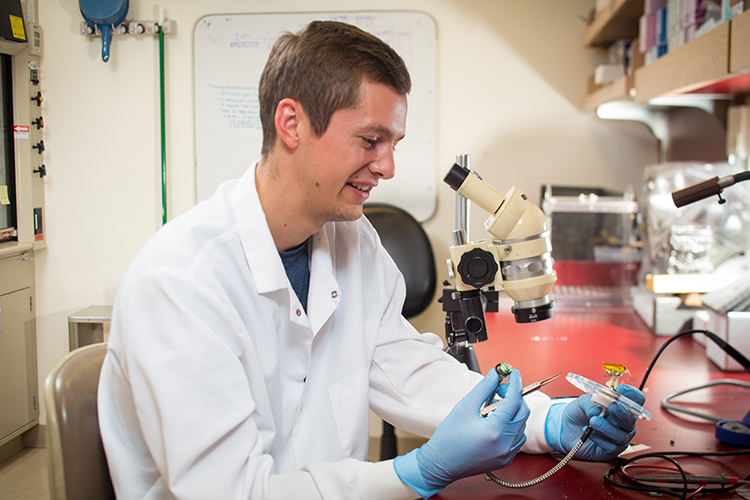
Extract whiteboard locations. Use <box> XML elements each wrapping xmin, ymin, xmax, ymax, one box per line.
<box><xmin>193</xmin><ymin>11</ymin><xmax>437</xmax><ymax>222</ymax></box>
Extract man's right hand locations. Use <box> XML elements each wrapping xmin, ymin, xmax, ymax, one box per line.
<box><xmin>393</xmin><ymin>368</ymin><xmax>530</xmax><ymax>498</ymax></box>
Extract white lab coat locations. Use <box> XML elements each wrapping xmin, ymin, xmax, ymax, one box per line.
<box><xmin>98</xmin><ymin>162</ymin><xmax>553</xmax><ymax>500</ymax></box>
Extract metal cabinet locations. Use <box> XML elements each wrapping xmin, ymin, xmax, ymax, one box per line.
<box><xmin>0</xmin><ymin>248</ymin><xmax>38</xmax><ymax>447</ymax></box>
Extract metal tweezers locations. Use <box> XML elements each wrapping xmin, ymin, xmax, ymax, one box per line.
<box><xmin>480</xmin><ymin>372</ymin><xmax>562</xmax><ymax>417</ymax></box>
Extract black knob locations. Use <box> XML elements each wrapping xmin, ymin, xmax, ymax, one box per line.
<box><xmin>457</xmin><ymin>248</ymin><xmax>498</xmax><ymax>288</ymax></box>
<box><xmin>34</xmin><ymin>165</ymin><xmax>47</xmax><ymax>178</ymax></box>
<box><xmin>32</xmin><ymin>117</ymin><xmax>44</xmax><ymax>129</ymax></box>
<box><xmin>32</xmin><ymin>140</ymin><xmax>45</xmax><ymax>154</ymax></box>
<box><xmin>31</xmin><ymin>91</ymin><xmax>43</xmax><ymax>106</ymax></box>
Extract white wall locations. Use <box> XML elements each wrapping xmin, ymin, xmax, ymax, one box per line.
<box><xmin>34</xmin><ymin>0</ymin><xmax>657</xmax><ymax>424</ymax></box>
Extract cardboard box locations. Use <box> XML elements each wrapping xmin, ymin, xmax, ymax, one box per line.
<box><xmin>594</xmin><ymin>63</ymin><xmax>625</xmax><ymax>84</ymax></box>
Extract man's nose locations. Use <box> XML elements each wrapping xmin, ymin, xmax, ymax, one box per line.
<box><xmin>371</xmin><ymin>148</ymin><xmax>396</xmax><ymax>180</ymax></box>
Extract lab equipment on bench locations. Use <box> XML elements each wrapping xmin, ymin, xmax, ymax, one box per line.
<box><xmin>716</xmin><ymin>410</ymin><xmax>750</xmax><ymax>447</ymax></box>
<box><xmin>485</xmin><ymin>369</ymin><xmax>645</xmax><ymax>489</ymax></box>
<box><xmin>440</xmin><ymin>156</ymin><xmax>557</xmax><ymax>370</ymax></box>
<box><xmin>664</xmin><ymin>172</ymin><xmax>750</xmax><ymax>444</ymax></box>
<box><xmin>637</xmin><ymin>162</ymin><xmax>750</xmax><ymax>336</ymax></box>
<box><xmin>566</xmin><ymin>372</ymin><xmax>652</xmax><ymax>420</ymax></box>
<box><xmin>602</xmin><ymin>361</ymin><xmax>629</xmax><ymax>389</ymax></box>
<box><xmin>476</xmin><ymin>361</ymin><xmax>647</xmax><ymax>490</ymax></box>
<box><xmin>541</xmin><ymin>186</ymin><xmax>641</xmax><ymax>309</ymax></box>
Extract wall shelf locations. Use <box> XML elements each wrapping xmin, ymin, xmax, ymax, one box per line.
<box><xmin>583</xmin><ymin>8</ymin><xmax>750</xmax><ymax>111</ymax></box>
<box><xmin>731</xmin><ymin>8</ymin><xmax>750</xmax><ymax>73</ymax></box>
<box><xmin>583</xmin><ymin>0</ymin><xmax>643</xmax><ymax>47</ymax></box>
<box><xmin>635</xmin><ymin>21</ymin><xmax>729</xmax><ymax>102</ymax></box>
<box><xmin>583</xmin><ymin>75</ymin><xmax>632</xmax><ymax>111</ymax></box>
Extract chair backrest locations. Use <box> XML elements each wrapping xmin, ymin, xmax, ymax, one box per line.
<box><xmin>363</xmin><ymin>203</ymin><xmax>437</xmax><ymax>319</ymax></box>
<box><xmin>45</xmin><ymin>343</ymin><xmax>115</xmax><ymax>500</ymax></box>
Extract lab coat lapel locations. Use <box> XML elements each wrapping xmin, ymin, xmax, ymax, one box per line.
<box><xmin>231</xmin><ymin>162</ymin><xmax>288</xmax><ymax>294</ymax></box>
<box><xmin>307</xmin><ymin>224</ymin><xmax>340</xmax><ymax>337</ymax></box>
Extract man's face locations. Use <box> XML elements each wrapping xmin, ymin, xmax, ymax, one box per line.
<box><xmin>295</xmin><ymin>79</ymin><xmax>407</xmax><ymax>224</ymax></box>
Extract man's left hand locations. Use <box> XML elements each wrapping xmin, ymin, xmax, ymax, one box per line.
<box><xmin>545</xmin><ymin>385</ymin><xmax>645</xmax><ymax>461</ymax></box>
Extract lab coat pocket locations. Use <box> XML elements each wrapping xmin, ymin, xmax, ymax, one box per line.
<box><xmin>328</xmin><ymin>368</ymin><xmax>370</xmax><ymax>460</ymax></box>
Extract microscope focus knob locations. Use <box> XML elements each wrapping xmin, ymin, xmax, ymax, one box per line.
<box><xmin>457</xmin><ymin>248</ymin><xmax>498</xmax><ymax>288</ymax></box>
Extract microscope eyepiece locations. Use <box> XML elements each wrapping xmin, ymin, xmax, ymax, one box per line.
<box><xmin>444</xmin><ymin>163</ymin><xmax>469</xmax><ymax>191</ymax></box>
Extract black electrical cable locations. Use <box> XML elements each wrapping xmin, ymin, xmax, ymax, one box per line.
<box><xmin>638</xmin><ymin>329</ymin><xmax>750</xmax><ymax>391</ymax></box>
<box><xmin>606</xmin><ymin>454</ymin><xmax>689</xmax><ymax>499</ymax></box>
<box><xmin>605</xmin><ymin>451</ymin><xmax>750</xmax><ymax>499</ymax></box>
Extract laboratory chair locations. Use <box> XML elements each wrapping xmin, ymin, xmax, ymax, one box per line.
<box><xmin>45</xmin><ymin>342</ymin><xmax>116</xmax><ymax>500</ymax></box>
<box><xmin>363</xmin><ymin>203</ymin><xmax>437</xmax><ymax>460</ymax></box>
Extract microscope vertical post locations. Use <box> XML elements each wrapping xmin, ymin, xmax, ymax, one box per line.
<box><xmin>446</xmin><ymin>154</ymin><xmax>481</xmax><ymax>373</ymax></box>
<box><xmin>455</xmin><ymin>154</ymin><xmax>471</xmax><ymax>242</ymax></box>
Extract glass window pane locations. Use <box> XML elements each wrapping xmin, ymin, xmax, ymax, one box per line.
<box><xmin>0</xmin><ymin>53</ymin><xmax>16</xmax><ymax>239</ymax></box>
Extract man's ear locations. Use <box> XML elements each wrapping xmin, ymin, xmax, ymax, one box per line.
<box><xmin>274</xmin><ymin>98</ymin><xmax>302</xmax><ymax>150</ymax></box>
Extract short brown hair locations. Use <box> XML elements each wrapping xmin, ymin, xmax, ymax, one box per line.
<box><xmin>258</xmin><ymin>20</ymin><xmax>412</xmax><ymax>156</ymax></box>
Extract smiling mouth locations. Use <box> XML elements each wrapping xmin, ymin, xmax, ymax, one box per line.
<box><xmin>349</xmin><ymin>182</ymin><xmax>373</xmax><ymax>193</ymax></box>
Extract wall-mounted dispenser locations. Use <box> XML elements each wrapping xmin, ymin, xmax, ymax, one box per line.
<box><xmin>79</xmin><ymin>0</ymin><xmax>129</xmax><ymax>62</ymax></box>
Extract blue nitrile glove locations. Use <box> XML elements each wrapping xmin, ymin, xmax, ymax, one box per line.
<box><xmin>393</xmin><ymin>369</ymin><xmax>530</xmax><ymax>498</ymax></box>
<box><xmin>545</xmin><ymin>384</ymin><xmax>645</xmax><ymax>461</ymax></box>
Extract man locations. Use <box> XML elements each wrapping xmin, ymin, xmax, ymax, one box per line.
<box><xmin>98</xmin><ymin>20</ymin><xmax>644</xmax><ymax>499</ymax></box>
